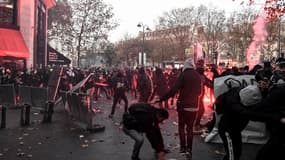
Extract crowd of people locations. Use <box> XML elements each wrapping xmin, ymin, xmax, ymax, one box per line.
<box><xmin>1</xmin><ymin>54</ymin><xmax>285</xmax><ymax>160</ymax></box>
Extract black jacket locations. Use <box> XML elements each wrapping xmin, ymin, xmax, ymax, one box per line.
<box><xmin>161</xmin><ymin>68</ymin><xmax>202</xmax><ymax>112</ymax></box>
<box><xmin>216</xmin><ymin>86</ymin><xmax>285</xmax><ymax>134</ymax></box>
<box><xmin>126</xmin><ymin>103</ymin><xmax>165</xmax><ymax>152</ymax></box>
<box><xmin>216</xmin><ymin>87</ymin><xmax>250</xmax><ymax>132</ymax></box>
<box><xmin>249</xmin><ymin>84</ymin><xmax>285</xmax><ymax>139</ymax></box>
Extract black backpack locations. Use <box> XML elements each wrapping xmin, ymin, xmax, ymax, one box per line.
<box><xmin>122</xmin><ymin>103</ymin><xmax>154</xmax><ymax>129</ymax></box>
<box><xmin>122</xmin><ymin>112</ymin><xmax>137</xmax><ymax>129</ymax></box>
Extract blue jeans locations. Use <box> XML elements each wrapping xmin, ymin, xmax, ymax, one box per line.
<box><xmin>123</xmin><ymin>127</ymin><xmax>144</xmax><ymax>159</ymax></box>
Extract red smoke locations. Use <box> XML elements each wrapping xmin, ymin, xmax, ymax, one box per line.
<box><xmin>246</xmin><ymin>14</ymin><xmax>268</xmax><ymax>69</ymax></box>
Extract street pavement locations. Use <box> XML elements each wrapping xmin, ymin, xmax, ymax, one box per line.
<box><xmin>0</xmin><ymin>94</ymin><xmax>262</xmax><ymax>160</ymax></box>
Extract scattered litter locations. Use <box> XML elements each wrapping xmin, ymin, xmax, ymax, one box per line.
<box><xmin>19</xmin><ymin>142</ymin><xmax>24</xmax><ymax>145</ymax></box>
<box><xmin>18</xmin><ymin>137</ymin><xmax>23</xmax><ymax>140</ymax></box>
<box><xmin>214</xmin><ymin>150</ymin><xmax>226</xmax><ymax>155</ymax></box>
<box><xmin>0</xmin><ymin>153</ymin><xmax>3</xmax><ymax>156</ymax></box>
<box><xmin>91</xmin><ymin>139</ymin><xmax>97</xmax><ymax>143</ymax></box>
<box><xmin>172</xmin><ymin>122</ymin><xmax>178</xmax><ymax>126</ymax></box>
<box><xmin>84</xmin><ymin>140</ymin><xmax>89</xmax><ymax>143</ymax></box>
<box><xmin>23</xmin><ymin>133</ymin><xmax>29</xmax><ymax>136</ymax></box>
<box><xmin>114</xmin><ymin>122</ymin><xmax>120</xmax><ymax>126</ymax></box>
<box><xmin>33</xmin><ymin>112</ymin><xmax>39</xmax><ymax>116</ymax></box>
<box><xmin>27</xmin><ymin>154</ymin><xmax>33</xmax><ymax>158</ymax></box>
<box><xmin>81</xmin><ymin>144</ymin><xmax>88</xmax><ymax>148</ymax></box>
<box><xmin>37</xmin><ymin>142</ymin><xmax>42</xmax><ymax>145</ymax></box>
<box><xmin>79</xmin><ymin>135</ymin><xmax>84</xmax><ymax>139</ymax></box>
<box><xmin>17</xmin><ymin>152</ymin><xmax>25</xmax><ymax>157</ymax></box>
<box><xmin>92</xmin><ymin>108</ymin><xmax>102</xmax><ymax>113</ymax></box>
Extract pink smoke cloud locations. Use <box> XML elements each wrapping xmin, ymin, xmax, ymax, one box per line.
<box><xmin>246</xmin><ymin>14</ymin><xmax>268</xmax><ymax>69</ymax></box>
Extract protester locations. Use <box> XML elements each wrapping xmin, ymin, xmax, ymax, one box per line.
<box><xmin>215</xmin><ymin>84</ymin><xmax>263</xmax><ymax>160</ymax></box>
<box><xmin>271</xmin><ymin>60</ymin><xmax>285</xmax><ymax>84</ymax></box>
<box><xmin>152</xmin><ymin>67</ymin><xmax>169</xmax><ymax>109</ymax></box>
<box><xmin>194</xmin><ymin>65</ymin><xmax>213</xmax><ymax>131</ymax></box>
<box><xmin>250</xmin><ymin>61</ymin><xmax>285</xmax><ymax>160</ymax></box>
<box><xmin>122</xmin><ymin>103</ymin><xmax>169</xmax><ymax>160</ymax></box>
<box><xmin>158</xmin><ymin>58</ymin><xmax>202</xmax><ymax>159</ymax></box>
<box><xmin>137</xmin><ymin>67</ymin><xmax>153</xmax><ymax>103</ymax></box>
<box><xmin>109</xmin><ymin>70</ymin><xmax>128</xmax><ymax>118</ymax></box>
<box><xmin>215</xmin><ymin>68</ymin><xmax>285</xmax><ymax>160</ymax></box>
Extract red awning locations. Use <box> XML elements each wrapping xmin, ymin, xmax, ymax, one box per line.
<box><xmin>0</xmin><ymin>28</ymin><xmax>29</xmax><ymax>58</ymax></box>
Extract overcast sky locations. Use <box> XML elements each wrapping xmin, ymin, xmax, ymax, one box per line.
<box><xmin>104</xmin><ymin>0</ymin><xmax>266</xmax><ymax>43</ymax></box>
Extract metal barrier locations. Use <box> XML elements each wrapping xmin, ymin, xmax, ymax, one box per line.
<box><xmin>18</xmin><ymin>86</ymin><xmax>47</xmax><ymax>108</ymax></box>
<box><xmin>18</xmin><ymin>86</ymin><xmax>51</xmax><ymax>124</ymax></box>
<box><xmin>66</xmin><ymin>92</ymin><xmax>105</xmax><ymax>132</ymax></box>
<box><xmin>0</xmin><ymin>84</ymin><xmax>15</xmax><ymax>128</ymax></box>
<box><xmin>0</xmin><ymin>84</ymin><xmax>16</xmax><ymax>105</ymax></box>
<box><xmin>64</xmin><ymin>73</ymin><xmax>105</xmax><ymax>132</ymax></box>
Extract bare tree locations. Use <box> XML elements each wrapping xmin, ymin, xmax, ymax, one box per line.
<box><xmin>115</xmin><ymin>36</ymin><xmax>141</xmax><ymax>66</ymax></box>
<box><xmin>222</xmin><ymin>8</ymin><xmax>257</xmax><ymax>63</ymax></box>
<box><xmin>198</xmin><ymin>5</ymin><xmax>226</xmax><ymax>63</ymax></box>
<box><xmin>48</xmin><ymin>0</ymin><xmax>73</xmax><ymax>52</ymax></box>
<box><xmin>155</xmin><ymin>7</ymin><xmax>204</xmax><ymax>60</ymax></box>
<box><xmin>70</xmin><ymin>0</ymin><xmax>118</xmax><ymax>67</ymax></box>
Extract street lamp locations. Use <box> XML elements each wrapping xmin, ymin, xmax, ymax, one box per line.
<box><xmin>137</xmin><ymin>22</ymin><xmax>150</xmax><ymax>66</ymax></box>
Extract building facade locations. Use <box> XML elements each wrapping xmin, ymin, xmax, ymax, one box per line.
<box><xmin>0</xmin><ymin>0</ymin><xmax>55</xmax><ymax>70</ymax></box>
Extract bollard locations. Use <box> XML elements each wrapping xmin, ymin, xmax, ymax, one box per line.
<box><xmin>20</xmin><ymin>105</ymin><xmax>24</xmax><ymax>126</ymax></box>
<box><xmin>24</xmin><ymin>104</ymin><xmax>31</xmax><ymax>126</ymax></box>
<box><xmin>0</xmin><ymin>105</ymin><xmax>6</xmax><ymax>129</ymax></box>
<box><xmin>42</xmin><ymin>101</ymin><xmax>54</xmax><ymax>123</ymax></box>
<box><xmin>47</xmin><ymin>101</ymin><xmax>54</xmax><ymax>123</ymax></box>
<box><xmin>42</xmin><ymin>103</ymin><xmax>48</xmax><ymax>123</ymax></box>
<box><xmin>20</xmin><ymin>104</ymin><xmax>31</xmax><ymax>126</ymax></box>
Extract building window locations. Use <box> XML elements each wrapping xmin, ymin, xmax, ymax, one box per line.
<box><xmin>0</xmin><ymin>0</ymin><xmax>17</xmax><ymax>27</ymax></box>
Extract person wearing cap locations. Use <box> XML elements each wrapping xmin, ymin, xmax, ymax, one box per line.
<box><xmin>157</xmin><ymin>58</ymin><xmax>202</xmax><ymax>159</ymax></box>
<box><xmin>215</xmin><ymin>84</ymin><xmax>263</xmax><ymax>160</ymax></box>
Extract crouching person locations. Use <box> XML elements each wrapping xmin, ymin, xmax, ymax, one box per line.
<box><xmin>122</xmin><ymin>103</ymin><xmax>169</xmax><ymax>160</ymax></box>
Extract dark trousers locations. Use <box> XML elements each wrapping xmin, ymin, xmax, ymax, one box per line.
<box><xmin>195</xmin><ymin>98</ymin><xmax>204</xmax><ymax>127</ymax></box>
<box><xmin>256</xmin><ymin>136</ymin><xmax>285</xmax><ymax>160</ymax></box>
<box><xmin>110</xmin><ymin>93</ymin><xmax>128</xmax><ymax>115</ymax></box>
<box><xmin>178</xmin><ymin>111</ymin><xmax>197</xmax><ymax>151</ymax></box>
<box><xmin>218</xmin><ymin>116</ymin><xmax>249</xmax><ymax>160</ymax></box>
<box><xmin>218</xmin><ymin>127</ymin><xmax>242</xmax><ymax>160</ymax></box>
<box><xmin>123</xmin><ymin>128</ymin><xmax>144</xmax><ymax>159</ymax></box>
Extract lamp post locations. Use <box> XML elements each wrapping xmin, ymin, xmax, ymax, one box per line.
<box><xmin>278</xmin><ymin>17</ymin><xmax>282</xmax><ymax>56</ymax></box>
<box><xmin>137</xmin><ymin>22</ymin><xmax>150</xmax><ymax>66</ymax></box>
